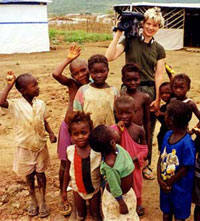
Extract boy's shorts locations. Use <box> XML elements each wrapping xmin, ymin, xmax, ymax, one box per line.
<box><xmin>13</xmin><ymin>145</ymin><xmax>50</xmax><ymax>177</ymax></box>
<box><xmin>57</xmin><ymin>121</ymin><xmax>72</xmax><ymax>161</ymax></box>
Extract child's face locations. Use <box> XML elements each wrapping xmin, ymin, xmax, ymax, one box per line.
<box><xmin>115</xmin><ymin>103</ymin><xmax>134</xmax><ymax>127</ymax></box>
<box><xmin>160</xmin><ymin>84</ymin><xmax>171</xmax><ymax>103</ymax></box>
<box><xmin>71</xmin><ymin>64</ymin><xmax>89</xmax><ymax>85</ymax></box>
<box><xmin>70</xmin><ymin>121</ymin><xmax>90</xmax><ymax>148</ymax></box>
<box><xmin>122</xmin><ymin>71</ymin><xmax>140</xmax><ymax>91</ymax></box>
<box><xmin>22</xmin><ymin>77</ymin><xmax>39</xmax><ymax>97</ymax></box>
<box><xmin>90</xmin><ymin>63</ymin><xmax>108</xmax><ymax>86</ymax></box>
<box><xmin>172</xmin><ymin>79</ymin><xmax>188</xmax><ymax>100</ymax></box>
<box><xmin>106</xmin><ymin>126</ymin><xmax>120</xmax><ymax>147</ymax></box>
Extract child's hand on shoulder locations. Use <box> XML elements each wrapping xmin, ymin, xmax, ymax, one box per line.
<box><xmin>6</xmin><ymin>71</ymin><xmax>16</xmax><ymax>86</ymax></box>
<box><xmin>67</xmin><ymin>43</ymin><xmax>81</xmax><ymax>61</ymax></box>
<box><xmin>49</xmin><ymin>133</ymin><xmax>57</xmax><ymax>143</ymax></box>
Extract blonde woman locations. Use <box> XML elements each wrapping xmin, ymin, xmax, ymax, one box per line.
<box><xmin>106</xmin><ymin>7</ymin><xmax>165</xmax><ymax>180</ymax></box>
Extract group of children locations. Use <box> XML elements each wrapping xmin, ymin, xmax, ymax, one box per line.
<box><xmin>0</xmin><ymin>44</ymin><xmax>200</xmax><ymax>220</ymax></box>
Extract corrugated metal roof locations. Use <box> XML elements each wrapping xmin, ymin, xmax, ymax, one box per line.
<box><xmin>131</xmin><ymin>2</ymin><xmax>200</xmax><ymax>8</ymax></box>
<box><xmin>132</xmin><ymin>0</ymin><xmax>200</xmax><ymax>3</ymax></box>
<box><xmin>114</xmin><ymin>1</ymin><xmax>200</xmax><ymax>9</ymax></box>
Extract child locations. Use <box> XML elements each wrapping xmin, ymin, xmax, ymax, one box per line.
<box><xmin>171</xmin><ymin>73</ymin><xmax>200</xmax><ymax>125</ymax></box>
<box><xmin>0</xmin><ymin>72</ymin><xmax>56</xmax><ymax>218</ymax></box>
<box><xmin>89</xmin><ymin>124</ymin><xmax>139</xmax><ymax>221</ymax></box>
<box><xmin>157</xmin><ymin>100</ymin><xmax>195</xmax><ymax>221</ymax></box>
<box><xmin>62</xmin><ymin>111</ymin><xmax>102</xmax><ymax>221</ymax></box>
<box><xmin>73</xmin><ymin>54</ymin><xmax>119</xmax><ymax>127</ymax></box>
<box><xmin>113</xmin><ymin>95</ymin><xmax>148</xmax><ymax>216</ymax></box>
<box><xmin>52</xmin><ymin>44</ymin><xmax>90</xmax><ymax>213</ymax></box>
<box><xmin>156</xmin><ymin>82</ymin><xmax>172</xmax><ymax>151</ymax></box>
<box><xmin>192</xmin><ymin>128</ymin><xmax>200</xmax><ymax>220</ymax></box>
<box><xmin>121</xmin><ymin>63</ymin><xmax>153</xmax><ymax>180</ymax></box>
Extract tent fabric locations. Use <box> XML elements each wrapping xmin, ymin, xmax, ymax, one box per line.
<box><xmin>0</xmin><ymin>0</ymin><xmax>52</xmax><ymax>3</ymax></box>
<box><xmin>155</xmin><ymin>29</ymin><xmax>183</xmax><ymax>50</ymax></box>
<box><xmin>0</xmin><ymin>4</ymin><xmax>50</xmax><ymax>54</ymax></box>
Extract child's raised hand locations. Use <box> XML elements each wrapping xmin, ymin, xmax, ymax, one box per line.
<box><xmin>117</xmin><ymin>121</ymin><xmax>125</xmax><ymax>132</ymax></box>
<box><xmin>6</xmin><ymin>71</ymin><xmax>16</xmax><ymax>85</ymax></box>
<box><xmin>67</xmin><ymin>43</ymin><xmax>81</xmax><ymax>61</ymax></box>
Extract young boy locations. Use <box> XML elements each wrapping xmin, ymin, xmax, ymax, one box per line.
<box><xmin>121</xmin><ymin>63</ymin><xmax>152</xmax><ymax>179</ymax></box>
<box><xmin>0</xmin><ymin>72</ymin><xmax>56</xmax><ymax>218</ymax></box>
<box><xmin>155</xmin><ymin>82</ymin><xmax>172</xmax><ymax>151</ymax></box>
<box><xmin>157</xmin><ymin>100</ymin><xmax>195</xmax><ymax>221</ymax></box>
<box><xmin>89</xmin><ymin>124</ymin><xmax>139</xmax><ymax>220</ymax></box>
<box><xmin>171</xmin><ymin>73</ymin><xmax>200</xmax><ymax>124</ymax></box>
<box><xmin>52</xmin><ymin>44</ymin><xmax>90</xmax><ymax>214</ymax></box>
<box><xmin>113</xmin><ymin>95</ymin><xmax>148</xmax><ymax>216</ymax></box>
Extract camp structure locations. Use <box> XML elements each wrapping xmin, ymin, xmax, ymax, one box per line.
<box><xmin>0</xmin><ymin>0</ymin><xmax>51</xmax><ymax>54</ymax></box>
<box><xmin>114</xmin><ymin>1</ymin><xmax>200</xmax><ymax>50</ymax></box>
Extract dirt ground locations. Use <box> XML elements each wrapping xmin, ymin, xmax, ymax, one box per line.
<box><xmin>0</xmin><ymin>42</ymin><xmax>200</xmax><ymax>221</ymax></box>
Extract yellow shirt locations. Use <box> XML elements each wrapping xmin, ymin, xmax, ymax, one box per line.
<box><xmin>5</xmin><ymin>97</ymin><xmax>49</xmax><ymax>151</ymax></box>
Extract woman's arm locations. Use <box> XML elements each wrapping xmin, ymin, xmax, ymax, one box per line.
<box><xmin>150</xmin><ymin>58</ymin><xmax>165</xmax><ymax>112</ymax></box>
<box><xmin>105</xmin><ymin>30</ymin><xmax>125</xmax><ymax>61</ymax></box>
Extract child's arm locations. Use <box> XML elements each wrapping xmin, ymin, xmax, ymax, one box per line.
<box><xmin>0</xmin><ymin>71</ymin><xmax>16</xmax><ymax>108</ymax></box>
<box><xmin>52</xmin><ymin>44</ymin><xmax>81</xmax><ymax>85</ymax></box>
<box><xmin>166</xmin><ymin>166</ymin><xmax>189</xmax><ymax>187</ymax></box>
<box><xmin>190</xmin><ymin>101</ymin><xmax>200</xmax><ymax>127</ymax></box>
<box><xmin>44</xmin><ymin>120</ymin><xmax>57</xmax><ymax>143</ymax></box>
<box><xmin>143</xmin><ymin>95</ymin><xmax>151</xmax><ymax>148</ymax></box>
<box><xmin>157</xmin><ymin>156</ymin><xmax>171</xmax><ymax>193</ymax></box>
<box><xmin>102</xmin><ymin>167</ymin><xmax>128</xmax><ymax>214</ymax></box>
<box><xmin>62</xmin><ymin>157</ymin><xmax>71</xmax><ymax>203</ymax></box>
<box><xmin>165</xmin><ymin>63</ymin><xmax>174</xmax><ymax>83</ymax></box>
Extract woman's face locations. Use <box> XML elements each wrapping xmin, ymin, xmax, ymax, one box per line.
<box><xmin>142</xmin><ymin>18</ymin><xmax>160</xmax><ymax>38</ymax></box>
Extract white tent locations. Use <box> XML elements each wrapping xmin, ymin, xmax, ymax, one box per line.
<box><xmin>0</xmin><ymin>0</ymin><xmax>52</xmax><ymax>54</ymax></box>
<box><xmin>114</xmin><ymin>2</ymin><xmax>200</xmax><ymax>50</ymax></box>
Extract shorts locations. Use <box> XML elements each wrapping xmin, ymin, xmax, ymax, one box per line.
<box><xmin>13</xmin><ymin>145</ymin><xmax>50</xmax><ymax>177</ymax></box>
<box><xmin>57</xmin><ymin>121</ymin><xmax>72</xmax><ymax>161</ymax></box>
<box><xmin>160</xmin><ymin>188</ymin><xmax>192</xmax><ymax>219</ymax></box>
<box><xmin>102</xmin><ymin>188</ymin><xmax>139</xmax><ymax>221</ymax></box>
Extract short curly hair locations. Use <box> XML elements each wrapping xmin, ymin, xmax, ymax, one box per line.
<box><xmin>121</xmin><ymin>63</ymin><xmax>141</xmax><ymax>78</ymax></box>
<box><xmin>67</xmin><ymin>111</ymin><xmax>93</xmax><ymax>134</ymax></box>
<box><xmin>167</xmin><ymin>99</ymin><xmax>192</xmax><ymax>129</ymax></box>
<box><xmin>144</xmin><ymin>7</ymin><xmax>165</xmax><ymax>28</ymax></box>
<box><xmin>88</xmin><ymin>54</ymin><xmax>109</xmax><ymax>70</ymax></box>
<box><xmin>89</xmin><ymin>125</ymin><xmax>114</xmax><ymax>153</ymax></box>
<box><xmin>15</xmin><ymin>73</ymin><xmax>34</xmax><ymax>91</ymax></box>
<box><xmin>171</xmin><ymin>73</ymin><xmax>191</xmax><ymax>91</ymax></box>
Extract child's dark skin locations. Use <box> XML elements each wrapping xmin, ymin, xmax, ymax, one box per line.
<box><xmin>172</xmin><ymin>78</ymin><xmax>200</xmax><ymax>126</ymax></box>
<box><xmin>90</xmin><ymin>62</ymin><xmax>109</xmax><ymax>89</ymax></box>
<box><xmin>62</xmin><ymin>121</ymin><xmax>101</xmax><ymax>220</ymax></box>
<box><xmin>0</xmin><ymin>72</ymin><xmax>56</xmax><ymax>216</ymax></box>
<box><xmin>52</xmin><ymin>44</ymin><xmax>90</xmax><ymax>201</ymax></box>
<box><xmin>157</xmin><ymin>110</ymin><xmax>190</xmax><ymax>221</ymax></box>
<box><xmin>122</xmin><ymin>71</ymin><xmax>151</xmax><ymax>148</ymax></box>
<box><xmin>104</xmin><ymin>127</ymin><xmax>133</xmax><ymax>215</ymax></box>
<box><xmin>52</xmin><ymin>44</ymin><xmax>90</xmax><ymax>121</ymax></box>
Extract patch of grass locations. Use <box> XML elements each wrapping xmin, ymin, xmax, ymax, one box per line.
<box><xmin>49</xmin><ymin>28</ymin><xmax>112</xmax><ymax>43</ymax></box>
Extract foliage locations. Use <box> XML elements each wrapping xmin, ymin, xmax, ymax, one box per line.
<box><xmin>48</xmin><ymin>0</ymin><xmax>129</xmax><ymax>14</ymax></box>
<box><xmin>49</xmin><ymin>28</ymin><xmax>112</xmax><ymax>43</ymax></box>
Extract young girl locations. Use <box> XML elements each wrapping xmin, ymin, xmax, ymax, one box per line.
<box><xmin>113</xmin><ymin>95</ymin><xmax>148</xmax><ymax>216</ymax></box>
<box><xmin>73</xmin><ymin>54</ymin><xmax>119</xmax><ymax>127</ymax></box>
<box><xmin>157</xmin><ymin>100</ymin><xmax>195</xmax><ymax>221</ymax></box>
<box><xmin>156</xmin><ymin>82</ymin><xmax>172</xmax><ymax>151</ymax></box>
<box><xmin>89</xmin><ymin>124</ymin><xmax>139</xmax><ymax>221</ymax></box>
<box><xmin>62</xmin><ymin>111</ymin><xmax>102</xmax><ymax>221</ymax></box>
